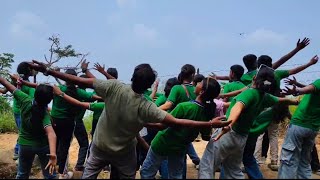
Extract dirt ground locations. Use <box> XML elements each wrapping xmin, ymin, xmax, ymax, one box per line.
<box><xmin>1</xmin><ymin>133</ymin><xmax>320</xmax><ymax>179</ymax></box>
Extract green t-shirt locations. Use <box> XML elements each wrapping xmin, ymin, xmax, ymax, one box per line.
<box><xmin>14</xmin><ymin>90</ymin><xmax>51</xmax><ymax>147</ymax></box>
<box><xmin>241</xmin><ymin>70</ymin><xmax>257</xmax><ymax>86</ymax></box>
<box><xmin>226</xmin><ymin>88</ymin><xmax>279</xmax><ymax>135</ymax></box>
<box><xmin>223</xmin><ymin>81</ymin><xmax>246</xmax><ymax>102</ymax></box>
<box><xmin>155</xmin><ymin>95</ymin><xmax>167</xmax><ymax>107</ymax></box>
<box><xmin>90</xmin><ymin>102</ymin><xmax>105</xmax><ymax>125</ymax></box>
<box><xmin>151</xmin><ymin>101</ymin><xmax>211</xmax><ymax>156</ymax></box>
<box><xmin>274</xmin><ymin>70</ymin><xmax>290</xmax><ymax>89</ymax></box>
<box><xmin>291</xmin><ymin>79</ymin><xmax>320</xmax><ymax>131</ymax></box>
<box><xmin>92</xmin><ymin>79</ymin><xmax>167</xmax><ymax>155</ymax></box>
<box><xmin>50</xmin><ymin>85</ymin><xmax>94</xmax><ymax>119</ymax></box>
<box><xmin>13</xmin><ymin>85</ymin><xmax>35</xmax><ymax>114</ymax></box>
<box><xmin>167</xmin><ymin>84</ymin><xmax>196</xmax><ymax>109</ymax></box>
<box><xmin>249</xmin><ymin>108</ymin><xmax>273</xmax><ymax>136</ymax></box>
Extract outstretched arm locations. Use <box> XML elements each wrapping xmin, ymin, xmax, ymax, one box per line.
<box><xmin>284</xmin><ymin>76</ymin><xmax>306</xmax><ymax>88</ymax></box>
<box><xmin>272</xmin><ymin>37</ymin><xmax>310</xmax><ymax>69</ymax></box>
<box><xmin>219</xmin><ymin>86</ymin><xmax>248</xmax><ymax>99</ymax></box>
<box><xmin>283</xmin><ymin>84</ymin><xmax>316</xmax><ymax>96</ymax></box>
<box><xmin>159</xmin><ymin>101</ymin><xmax>173</xmax><ymax>111</ymax></box>
<box><xmin>53</xmin><ymin>85</ymin><xmax>90</xmax><ymax>109</ymax></box>
<box><xmin>94</xmin><ymin>63</ymin><xmax>116</xmax><ymax>80</ymax></box>
<box><xmin>44</xmin><ymin>126</ymin><xmax>57</xmax><ymax>175</ymax></box>
<box><xmin>0</xmin><ymin>88</ymin><xmax>8</xmax><ymax>94</ymax></box>
<box><xmin>288</xmin><ymin>55</ymin><xmax>318</xmax><ymax>75</ymax></box>
<box><xmin>0</xmin><ymin>77</ymin><xmax>17</xmax><ymax>93</ymax></box>
<box><xmin>150</xmin><ymin>80</ymin><xmax>159</xmax><ymax>101</ymax></box>
<box><xmin>81</xmin><ymin>60</ymin><xmax>96</xmax><ymax>79</ymax></box>
<box><xmin>30</xmin><ymin>60</ymin><xmax>95</xmax><ymax>89</ymax></box>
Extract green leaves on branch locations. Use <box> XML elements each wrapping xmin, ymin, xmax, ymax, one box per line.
<box><xmin>0</xmin><ymin>53</ymin><xmax>15</xmax><ymax>80</ymax></box>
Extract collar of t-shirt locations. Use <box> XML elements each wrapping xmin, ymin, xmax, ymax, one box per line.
<box><xmin>191</xmin><ymin>100</ymin><xmax>204</xmax><ymax>108</ymax></box>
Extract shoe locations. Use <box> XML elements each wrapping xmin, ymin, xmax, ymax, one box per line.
<box><xmin>313</xmin><ymin>169</ymin><xmax>320</xmax><ymax>176</ymax></box>
<box><xmin>195</xmin><ymin>165</ymin><xmax>199</xmax><ymax>170</ymax></box>
<box><xmin>103</xmin><ymin>165</ymin><xmax>111</xmax><ymax>173</ymax></box>
<box><xmin>192</xmin><ymin>159</ymin><xmax>200</xmax><ymax>166</ymax></box>
<box><xmin>257</xmin><ymin>157</ymin><xmax>266</xmax><ymax>164</ymax></box>
<box><xmin>59</xmin><ymin>172</ymin><xmax>74</xmax><ymax>179</ymax></box>
<box><xmin>74</xmin><ymin>166</ymin><xmax>84</xmax><ymax>172</ymax></box>
<box><xmin>13</xmin><ymin>153</ymin><xmax>19</xmax><ymax>160</ymax></box>
<box><xmin>15</xmin><ymin>159</ymin><xmax>19</xmax><ymax>166</ymax></box>
<box><xmin>268</xmin><ymin>161</ymin><xmax>279</xmax><ymax>171</ymax></box>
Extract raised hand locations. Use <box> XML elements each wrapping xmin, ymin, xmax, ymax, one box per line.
<box><xmin>284</xmin><ymin>76</ymin><xmax>297</xmax><ymax>86</ymax></box>
<box><xmin>209</xmin><ymin>72</ymin><xmax>217</xmax><ymax>80</ymax></box>
<box><xmin>10</xmin><ymin>74</ymin><xmax>20</xmax><ymax>82</ymax></box>
<box><xmin>296</xmin><ymin>37</ymin><xmax>310</xmax><ymax>50</ymax></box>
<box><xmin>29</xmin><ymin>60</ymin><xmax>47</xmax><ymax>72</ymax></box>
<box><xmin>81</xmin><ymin>59</ymin><xmax>90</xmax><ymax>71</ymax></box>
<box><xmin>94</xmin><ymin>63</ymin><xmax>105</xmax><ymax>73</ymax></box>
<box><xmin>308</xmin><ymin>55</ymin><xmax>319</xmax><ymax>65</ymax></box>
<box><xmin>282</xmin><ymin>85</ymin><xmax>298</xmax><ymax>96</ymax></box>
<box><xmin>45</xmin><ymin>154</ymin><xmax>57</xmax><ymax>175</ymax></box>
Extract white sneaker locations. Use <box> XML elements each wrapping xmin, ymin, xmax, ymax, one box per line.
<box><xmin>59</xmin><ymin>172</ymin><xmax>74</xmax><ymax>179</ymax></box>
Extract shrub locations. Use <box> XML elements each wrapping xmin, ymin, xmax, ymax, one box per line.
<box><xmin>0</xmin><ymin>111</ymin><xmax>16</xmax><ymax>133</ymax></box>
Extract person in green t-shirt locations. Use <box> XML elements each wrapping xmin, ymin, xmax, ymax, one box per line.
<box><xmin>140</xmin><ymin>77</ymin><xmax>225</xmax><ymax>179</ymax></box>
<box><xmin>223</xmin><ymin>65</ymin><xmax>245</xmax><ymax>102</ymax></box>
<box><xmin>160</xmin><ymin>64</ymin><xmax>196</xmax><ymax>111</ymax></box>
<box><xmin>198</xmin><ymin>66</ymin><xmax>299</xmax><ymax>179</ymax></box>
<box><xmin>12</xmin><ymin>62</ymin><xmax>37</xmax><ymax>161</ymax></box>
<box><xmin>0</xmin><ymin>77</ymin><xmax>57</xmax><ymax>179</ymax></box>
<box><xmin>278</xmin><ymin>76</ymin><xmax>320</xmax><ymax>179</ymax></box>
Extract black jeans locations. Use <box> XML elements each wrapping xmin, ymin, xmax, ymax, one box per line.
<box><xmin>74</xmin><ymin>120</ymin><xmax>89</xmax><ymax>170</ymax></box>
<box><xmin>53</xmin><ymin>118</ymin><xmax>75</xmax><ymax>174</ymax></box>
<box><xmin>262</xmin><ymin>130</ymin><xmax>269</xmax><ymax>158</ymax></box>
<box><xmin>311</xmin><ymin>144</ymin><xmax>320</xmax><ymax>172</ymax></box>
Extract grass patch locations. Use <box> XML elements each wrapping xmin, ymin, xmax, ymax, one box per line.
<box><xmin>0</xmin><ymin>111</ymin><xmax>16</xmax><ymax>133</ymax></box>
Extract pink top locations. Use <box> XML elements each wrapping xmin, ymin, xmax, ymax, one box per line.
<box><xmin>214</xmin><ymin>99</ymin><xmax>225</xmax><ymax>117</ymax></box>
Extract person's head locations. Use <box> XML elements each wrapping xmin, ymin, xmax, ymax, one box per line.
<box><xmin>164</xmin><ymin>77</ymin><xmax>179</xmax><ymax>97</ymax></box>
<box><xmin>243</xmin><ymin>54</ymin><xmax>257</xmax><ymax>71</ymax></box>
<box><xmin>17</xmin><ymin>62</ymin><xmax>35</xmax><ymax>80</ymax></box>
<box><xmin>178</xmin><ymin>64</ymin><xmax>196</xmax><ymax>84</ymax></box>
<box><xmin>131</xmin><ymin>64</ymin><xmax>157</xmax><ymax>94</ymax></box>
<box><xmin>31</xmin><ymin>84</ymin><xmax>54</xmax><ymax>134</ymax></box>
<box><xmin>195</xmin><ymin>77</ymin><xmax>221</xmax><ymax>119</ymax></box>
<box><xmin>78</xmin><ymin>74</ymin><xmax>88</xmax><ymax>90</ymax></box>
<box><xmin>229</xmin><ymin>65</ymin><xmax>244</xmax><ymax>81</ymax></box>
<box><xmin>193</xmin><ymin>74</ymin><xmax>205</xmax><ymax>86</ymax></box>
<box><xmin>64</xmin><ymin>69</ymin><xmax>78</xmax><ymax>98</ymax></box>
<box><xmin>253</xmin><ymin>65</ymin><xmax>276</xmax><ymax>94</ymax></box>
<box><xmin>107</xmin><ymin>68</ymin><xmax>118</xmax><ymax>79</ymax></box>
<box><xmin>257</xmin><ymin>55</ymin><xmax>273</xmax><ymax>68</ymax></box>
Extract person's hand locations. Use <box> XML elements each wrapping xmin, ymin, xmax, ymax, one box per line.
<box><xmin>81</xmin><ymin>59</ymin><xmax>90</xmax><ymax>72</ymax></box>
<box><xmin>308</xmin><ymin>55</ymin><xmax>319</xmax><ymax>65</ymax></box>
<box><xmin>296</xmin><ymin>37</ymin><xmax>310</xmax><ymax>50</ymax></box>
<box><xmin>52</xmin><ymin>85</ymin><xmax>63</xmax><ymax>96</ymax></box>
<box><xmin>210</xmin><ymin>116</ymin><xmax>229</xmax><ymax>128</ymax></box>
<box><xmin>153</xmin><ymin>79</ymin><xmax>159</xmax><ymax>90</ymax></box>
<box><xmin>284</xmin><ymin>76</ymin><xmax>297</xmax><ymax>86</ymax></box>
<box><xmin>10</xmin><ymin>74</ymin><xmax>20</xmax><ymax>82</ymax></box>
<box><xmin>209</xmin><ymin>72</ymin><xmax>217</xmax><ymax>80</ymax></box>
<box><xmin>29</xmin><ymin>60</ymin><xmax>48</xmax><ymax>73</ymax></box>
<box><xmin>94</xmin><ymin>63</ymin><xmax>105</xmax><ymax>73</ymax></box>
<box><xmin>213</xmin><ymin>124</ymin><xmax>232</xmax><ymax>141</ymax></box>
<box><xmin>282</xmin><ymin>85</ymin><xmax>298</xmax><ymax>96</ymax></box>
<box><xmin>45</xmin><ymin>154</ymin><xmax>57</xmax><ymax>175</ymax></box>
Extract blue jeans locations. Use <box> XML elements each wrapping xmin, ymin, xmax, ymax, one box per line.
<box><xmin>14</xmin><ymin>113</ymin><xmax>21</xmax><ymax>155</ymax></box>
<box><xmin>243</xmin><ymin>135</ymin><xmax>263</xmax><ymax>179</ymax></box>
<box><xmin>278</xmin><ymin>124</ymin><xmax>318</xmax><ymax>179</ymax></box>
<box><xmin>183</xmin><ymin>143</ymin><xmax>200</xmax><ymax>178</ymax></box>
<box><xmin>140</xmin><ymin>148</ymin><xmax>185</xmax><ymax>179</ymax></box>
<box><xmin>16</xmin><ymin>145</ymin><xmax>56</xmax><ymax>179</ymax></box>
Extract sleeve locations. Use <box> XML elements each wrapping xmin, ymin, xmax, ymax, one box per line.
<box><xmin>276</xmin><ymin>70</ymin><xmax>290</xmax><ymax>80</ymax></box>
<box><xmin>169</xmin><ymin>103</ymin><xmax>184</xmax><ymax>118</ymax></box>
<box><xmin>77</xmin><ymin>89</ymin><xmax>94</xmax><ymax>101</ymax></box>
<box><xmin>263</xmin><ymin>93</ymin><xmax>280</xmax><ymax>108</ymax></box>
<box><xmin>93</xmin><ymin>79</ymin><xmax>117</xmax><ymax>99</ymax></box>
<box><xmin>167</xmin><ymin>85</ymin><xmax>180</xmax><ymax>105</ymax></box>
<box><xmin>155</xmin><ymin>95</ymin><xmax>167</xmax><ymax>107</ymax></box>
<box><xmin>234</xmin><ymin>90</ymin><xmax>255</xmax><ymax>108</ymax></box>
<box><xmin>311</xmin><ymin>79</ymin><xmax>320</xmax><ymax>92</ymax></box>
<box><xmin>89</xmin><ymin>102</ymin><xmax>105</xmax><ymax>111</ymax></box>
<box><xmin>42</xmin><ymin>113</ymin><xmax>52</xmax><ymax>129</ymax></box>
<box><xmin>13</xmin><ymin>90</ymin><xmax>32</xmax><ymax>107</ymax></box>
<box><xmin>141</xmin><ymin>101</ymin><xmax>168</xmax><ymax>123</ymax></box>
<box><xmin>27</xmin><ymin>87</ymin><xmax>35</xmax><ymax>98</ymax></box>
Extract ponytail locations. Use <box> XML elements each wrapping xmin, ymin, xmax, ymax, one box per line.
<box><xmin>255</xmin><ymin>66</ymin><xmax>276</xmax><ymax>94</ymax></box>
<box><xmin>203</xmin><ymin>99</ymin><xmax>217</xmax><ymax>120</ymax></box>
<box><xmin>201</xmin><ymin>78</ymin><xmax>221</xmax><ymax>119</ymax></box>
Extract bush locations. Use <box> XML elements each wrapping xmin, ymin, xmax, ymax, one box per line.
<box><xmin>0</xmin><ymin>111</ymin><xmax>16</xmax><ymax>133</ymax></box>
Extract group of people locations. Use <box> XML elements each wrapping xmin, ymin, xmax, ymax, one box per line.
<box><xmin>0</xmin><ymin>37</ymin><xmax>320</xmax><ymax>179</ymax></box>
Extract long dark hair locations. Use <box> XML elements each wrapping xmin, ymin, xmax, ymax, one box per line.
<box><xmin>271</xmin><ymin>88</ymin><xmax>291</xmax><ymax>124</ymax></box>
<box><xmin>200</xmin><ymin>78</ymin><xmax>221</xmax><ymax>119</ymax></box>
<box><xmin>178</xmin><ymin>64</ymin><xmax>195</xmax><ymax>84</ymax></box>
<box><xmin>164</xmin><ymin>77</ymin><xmax>179</xmax><ymax>97</ymax></box>
<box><xmin>17</xmin><ymin>62</ymin><xmax>32</xmax><ymax>80</ymax></box>
<box><xmin>254</xmin><ymin>66</ymin><xmax>276</xmax><ymax>94</ymax></box>
<box><xmin>30</xmin><ymin>84</ymin><xmax>53</xmax><ymax>134</ymax></box>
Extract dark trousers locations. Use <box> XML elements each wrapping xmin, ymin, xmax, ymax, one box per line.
<box><xmin>53</xmin><ymin>118</ymin><xmax>75</xmax><ymax>174</ymax></box>
<box><xmin>74</xmin><ymin>120</ymin><xmax>89</xmax><ymax>169</ymax></box>
<box><xmin>311</xmin><ymin>144</ymin><xmax>320</xmax><ymax>172</ymax></box>
<box><xmin>262</xmin><ymin>130</ymin><xmax>269</xmax><ymax>158</ymax></box>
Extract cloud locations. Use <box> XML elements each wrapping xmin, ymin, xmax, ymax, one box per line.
<box><xmin>116</xmin><ymin>0</ymin><xmax>136</xmax><ymax>8</ymax></box>
<box><xmin>10</xmin><ymin>11</ymin><xmax>45</xmax><ymax>39</ymax></box>
<box><xmin>133</xmin><ymin>24</ymin><xmax>157</xmax><ymax>42</ymax></box>
<box><xmin>243</xmin><ymin>28</ymin><xmax>287</xmax><ymax>46</ymax></box>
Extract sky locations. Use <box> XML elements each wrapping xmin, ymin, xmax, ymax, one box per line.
<box><xmin>1</xmin><ymin>0</ymin><xmax>320</xmax><ymax>85</ymax></box>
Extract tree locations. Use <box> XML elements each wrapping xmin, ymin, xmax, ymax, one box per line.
<box><xmin>0</xmin><ymin>53</ymin><xmax>15</xmax><ymax>80</ymax></box>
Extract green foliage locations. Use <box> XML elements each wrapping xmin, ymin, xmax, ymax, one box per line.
<box><xmin>0</xmin><ymin>96</ymin><xmax>11</xmax><ymax>113</ymax></box>
<box><xmin>0</xmin><ymin>111</ymin><xmax>16</xmax><ymax>133</ymax></box>
<box><xmin>0</xmin><ymin>53</ymin><xmax>15</xmax><ymax>80</ymax></box>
